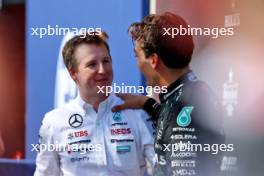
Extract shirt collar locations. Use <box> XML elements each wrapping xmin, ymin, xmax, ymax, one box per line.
<box><xmin>75</xmin><ymin>93</ymin><xmax>115</xmax><ymax>114</ymax></box>
<box><xmin>159</xmin><ymin>70</ymin><xmax>197</xmax><ymax>102</ymax></box>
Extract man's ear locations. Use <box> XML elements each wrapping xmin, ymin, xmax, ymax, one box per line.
<box><xmin>69</xmin><ymin>68</ymin><xmax>77</xmax><ymax>82</ymax></box>
<box><xmin>149</xmin><ymin>53</ymin><xmax>159</xmax><ymax>69</ymax></box>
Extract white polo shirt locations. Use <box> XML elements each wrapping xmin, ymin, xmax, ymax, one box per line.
<box><xmin>34</xmin><ymin>93</ymin><xmax>155</xmax><ymax>176</ymax></box>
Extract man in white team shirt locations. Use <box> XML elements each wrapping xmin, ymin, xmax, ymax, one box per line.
<box><xmin>34</xmin><ymin>32</ymin><xmax>155</xmax><ymax>176</ymax></box>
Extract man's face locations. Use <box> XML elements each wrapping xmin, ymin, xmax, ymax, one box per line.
<box><xmin>71</xmin><ymin>43</ymin><xmax>113</xmax><ymax>97</ymax></box>
<box><xmin>134</xmin><ymin>40</ymin><xmax>159</xmax><ymax>86</ymax></box>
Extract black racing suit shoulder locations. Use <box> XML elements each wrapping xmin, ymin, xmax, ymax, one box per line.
<box><xmin>146</xmin><ymin>75</ymin><xmax>225</xmax><ymax>176</ymax></box>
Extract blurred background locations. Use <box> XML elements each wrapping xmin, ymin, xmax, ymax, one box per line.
<box><xmin>0</xmin><ymin>0</ymin><xmax>263</xmax><ymax>175</ymax></box>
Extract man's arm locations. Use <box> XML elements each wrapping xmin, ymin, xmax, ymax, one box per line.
<box><xmin>143</xmin><ymin>98</ymin><xmax>161</xmax><ymax>121</ymax></box>
<box><xmin>136</xmin><ymin>110</ymin><xmax>156</xmax><ymax>167</ymax></box>
<box><xmin>34</xmin><ymin>116</ymin><xmax>61</xmax><ymax>176</ymax></box>
<box><xmin>112</xmin><ymin>93</ymin><xmax>161</xmax><ymax>121</ymax></box>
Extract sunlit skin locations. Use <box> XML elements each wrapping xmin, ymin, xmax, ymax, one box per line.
<box><xmin>134</xmin><ymin>40</ymin><xmax>162</xmax><ymax>87</ymax></box>
<box><xmin>134</xmin><ymin>40</ymin><xmax>189</xmax><ymax>87</ymax></box>
<box><xmin>112</xmin><ymin>40</ymin><xmax>189</xmax><ymax>112</ymax></box>
<box><xmin>69</xmin><ymin>43</ymin><xmax>113</xmax><ymax>111</ymax></box>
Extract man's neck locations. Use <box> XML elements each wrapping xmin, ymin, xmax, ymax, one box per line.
<box><xmin>158</xmin><ymin>67</ymin><xmax>190</xmax><ymax>87</ymax></box>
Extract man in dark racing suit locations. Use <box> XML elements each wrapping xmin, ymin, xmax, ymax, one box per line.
<box><xmin>112</xmin><ymin>12</ymin><xmax>226</xmax><ymax>176</ymax></box>
<box><xmin>144</xmin><ymin>70</ymin><xmax>225</xmax><ymax>176</ymax></box>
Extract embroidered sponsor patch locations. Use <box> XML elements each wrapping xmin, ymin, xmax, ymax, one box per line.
<box><xmin>116</xmin><ymin>145</ymin><xmax>131</xmax><ymax>153</ymax></box>
<box><xmin>177</xmin><ymin>106</ymin><xmax>193</xmax><ymax>127</ymax></box>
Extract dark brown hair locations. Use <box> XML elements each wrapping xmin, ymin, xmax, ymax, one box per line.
<box><xmin>128</xmin><ymin>12</ymin><xmax>194</xmax><ymax>68</ymax></box>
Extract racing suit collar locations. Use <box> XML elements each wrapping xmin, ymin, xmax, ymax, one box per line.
<box><xmin>159</xmin><ymin>70</ymin><xmax>197</xmax><ymax>102</ymax></box>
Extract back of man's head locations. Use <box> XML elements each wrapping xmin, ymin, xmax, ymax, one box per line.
<box><xmin>129</xmin><ymin>12</ymin><xmax>194</xmax><ymax>69</ymax></box>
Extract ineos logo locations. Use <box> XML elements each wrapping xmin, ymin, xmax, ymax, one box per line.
<box><xmin>69</xmin><ymin>114</ymin><xmax>83</xmax><ymax>128</ymax></box>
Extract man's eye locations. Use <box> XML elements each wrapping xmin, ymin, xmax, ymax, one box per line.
<box><xmin>87</xmin><ymin>63</ymin><xmax>96</xmax><ymax>67</ymax></box>
<box><xmin>102</xmin><ymin>57</ymin><xmax>112</xmax><ymax>63</ymax></box>
<box><xmin>103</xmin><ymin>59</ymin><xmax>110</xmax><ymax>64</ymax></box>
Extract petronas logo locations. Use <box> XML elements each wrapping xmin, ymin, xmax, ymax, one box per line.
<box><xmin>113</xmin><ymin>112</ymin><xmax>122</xmax><ymax>122</ymax></box>
<box><xmin>177</xmin><ymin>106</ymin><xmax>193</xmax><ymax>127</ymax></box>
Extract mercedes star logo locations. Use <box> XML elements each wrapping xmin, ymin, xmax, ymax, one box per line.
<box><xmin>69</xmin><ymin>114</ymin><xmax>83</xmax><ymax>128</ymax></box>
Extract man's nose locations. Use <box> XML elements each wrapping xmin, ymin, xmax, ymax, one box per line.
<box><xmin>98</xmin><ymin>63</ymin><xmax>106</xmax><ymax>74</ymax></box>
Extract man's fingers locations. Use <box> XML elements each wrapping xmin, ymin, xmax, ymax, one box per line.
<box><xmin>113</xmin><ymin>93</ymin><xmax>146</xmax><ymax>111</ymax></box>
<box><xmin>115</xmin><ymin>93</ymin><xmax>130</xmax><ymax>100</ymax></box>
<box><xmin>112</xmin><ymin>104</ymin><xmax>126</xmax><ymax>112</ymax></box>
